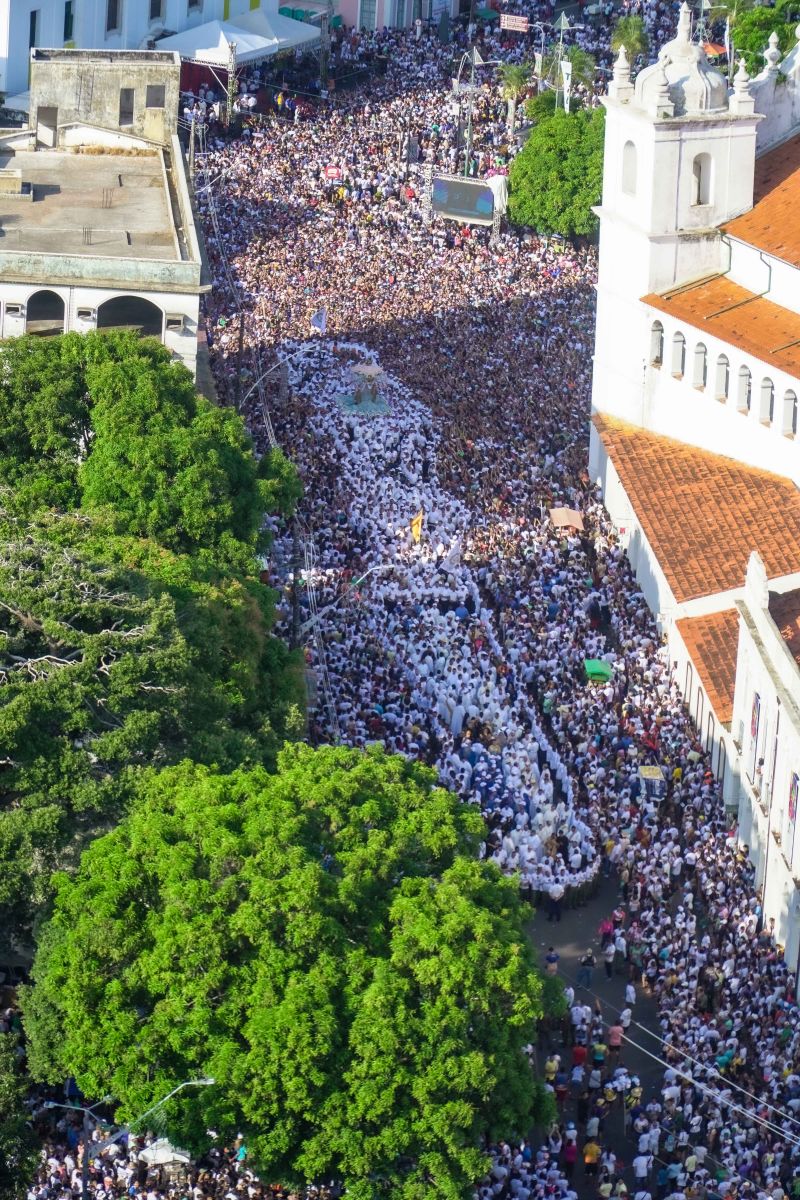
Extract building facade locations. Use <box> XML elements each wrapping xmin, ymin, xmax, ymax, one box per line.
<box><xmin>0</xmin><ymin>48</ymin><xmax>208</xmax><ymax>379</ymax></box>
<box><xmin>0</xmin><ymin>0</ymin><xmax>287</xmax><ymax>100</ymax></box>
<box><xmin>590</xmin><ymin>6</ymin><xmax>800</xmax><ymax>963</ymax></box>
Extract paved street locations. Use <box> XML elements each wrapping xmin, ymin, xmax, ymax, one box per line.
<box><xmin>529</xmin><ymin>876</ymin><xmax>666</xmax><ymax>1194</ymax></box>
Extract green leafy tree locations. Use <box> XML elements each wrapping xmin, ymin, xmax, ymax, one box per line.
<box><xmin>24</xmin><ymin>746</ymin><xmax>554</xmax><ymax>1200</ymax></box>
<box><xmin>731</xmin><ymin>6</ymin><xmax>797</xmax><ymax>74</ymax></box>
<box><xmin>0</xmin><ymin>501</ymin><xmax>304</xmax><ymax>938</ymax></box>
<box><xmin>0</xmin><ymin>330</ymin><xmax>162</xmax><ymax>512</ymax></box>
<box><xmin>611</xmin><ymin>14</ymin><xmax>649</xmax><ymax>63</ymax></box>
<box><xmin>509</xmin><ymin>106</ymin><xmax>605</xmax><ymax>236</ymax></box>
<box><xmin>498</xmin><ymin>62</ymin><xmax>531</xmax><ymax>132</ymax></box>
<box><xmin>0</xmin><ymin>331</ymin><xmax>301</xmax><ymax>571</ymax></box>
<box><xmin>0</xmin><ymin>1035</ymin><xmax>38</xmax><ymax>1200</ymax></box>
<box><xmin>525</xmin><ymin>88</ymin><xmax>558</xmax><ymax>123</ymax></box>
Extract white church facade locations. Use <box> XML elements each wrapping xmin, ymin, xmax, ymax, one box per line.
<box><xmin>590</xmin><ymin>7</ymin><xmax>800</xmax><ymax>967</ymax></box>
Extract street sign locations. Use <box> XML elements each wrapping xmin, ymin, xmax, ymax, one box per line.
<box><xmin>500</xmin><ymin>13</ymin><xmax>529</xmax><ymax>31</ymax></box>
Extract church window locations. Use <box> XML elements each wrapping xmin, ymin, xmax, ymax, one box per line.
<box><xmin>692</xmin><ymin>343</ymin><xmax>707</xmax><ymax>389</ymax></box>
<box><xmin>622</xmin><ymin>141</ymin><xmax>637</xmax><ymax>196</ymax></box>
<box><xmin>783</xmin><ymin>390</ymin><xmax>798</xmax><ymax>437</ymax></box>
<box><xmin>714</xmin><ymin>354</ymin><xmax>729</xmax><ymax>401</ymax></box>
<box><xmin>649</xmin><ymin>320</ymin><xmax>664</xmax><ymax>366</ymax></box>
<box><xmin>691</xmin><ymin>153</ymin><xmax>713</xmax><ymax>205</ymax></box>
<box><xmin>671</xmin><ymin>331</ymin><xmax>685</xmax><ymax>378</ymax></box>
<box><xmin>759</xmin><ymin>378</ymin><xmax>774</xmax><ymax>424</ymax></box>
<box><xmin>737</xmin><ymin>364</ymin><xmax>751</xmax><ymax>412</ymax></box>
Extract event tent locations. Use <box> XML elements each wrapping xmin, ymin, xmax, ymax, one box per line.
<box><xmin>158</xmin><ymin>8</ymin><xmax>320</xmax><ymax>66</ymax></box>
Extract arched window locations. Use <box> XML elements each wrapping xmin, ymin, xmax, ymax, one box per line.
<box><xmin>759</xmin><ymin>377</ymin><xmax>774</xmax><ymax>424</ymax></box>
<box><xmin>706</xmin><ymin>711</ymin><xmax>715</xmax><ymax>753</ymax></box>
<box><xmin>692</xmin><ymin>153</ymin><xmax>713</xmax><ymax>205</ymax></box>
<box><xmin>684</xmin><ymin>661</ymin><xmax>693</xmax><ymax>706</ymax></box>
<box><xmin>622</xmin><ymin>140</ymin><xmax>637</xmax><ymax>196</ymax></box>
<box><xmin>692</xmin><ymin>342</ymin><xmax>707</xmax><ymax>389</ymax></box>
<box><xmin>26</xmin><ymin>289</ymin><xmax>65</xmax><ymax>337</ymax></box>
<box><xmin>714</xmin><ymin>354</ymin><xmax>729</xmax><ymax>402</ymax></box>
<box><xmin>737</xmin><ymin>364</ymin><xmax>752</xmax><ymax>412</ymax></box>
<box><xmin>97</xmin><ymin>296</ymin><xmax>163</xmax><ymax>339</ymax></box>
<box><xmin>671</xmin><ymin>331</ymin><xmax>686</xmax><ymax>378</ymax></box>
<box><xmin>649</xmin><ymin>320</ymin><xmax>664</xmax><ymax>366</ymax></box>
<box><xmin>695</xmin><ymin>687</ymin><xmax>704</xmax><ymax>731</ymax></box>
<box><xmin>783</xmin><ymin>389</ymin><xmax>798</xmax><ymax>437</ymax></box>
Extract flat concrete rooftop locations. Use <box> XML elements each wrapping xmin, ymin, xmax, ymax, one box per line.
<box><xmin>0</xmin><ymin>149</ymin><xmax>179</xmax><ymax>260</ymax></box>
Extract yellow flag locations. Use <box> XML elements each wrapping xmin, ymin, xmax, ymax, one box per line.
<box><xmin>410</xmin><ymin>509</ymin><xmax>424</xmax><ymax>544</ymax></box>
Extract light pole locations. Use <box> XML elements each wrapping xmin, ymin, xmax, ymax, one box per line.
<box><xmin>240</xmin><ymin>345</ymin><xmax>318</xmax><ymax>414</ymax></box>
<box><xmin>453</xmin><ymin>48</ymin><xmax>500</xmax><ymax>178</ymax></box>
<box><xmin>553</xmin><ymin>11</ymin><xmax>570</xmax><ymax>111</ymax></box>
<box><xmin>43</xmin><ymin>1097</ymin><xmax>111</xmax><ymax>1200</ymax></box>
<box><xmin>44</xmin><ymin>1078</ymin><xmax>215</xmax><ymax>1200</ymax></box>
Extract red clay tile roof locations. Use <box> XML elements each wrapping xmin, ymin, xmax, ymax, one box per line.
<box><xmin>675</xmin><ymin>609</ymin><xmax>739</xmax><ymax>725</ymax></box>
<box><xmin>723</xmin><ymin>134</ymin><xmax>800</xmax><ymax>270</ymax></box>
<box><xmin>642</xmin><ymin>275</ymin><xmax>800</xmax><ymax>380</ymax></box>
<box><xmin>769</xmin><ymin>588</ymin><xmax>800</xmax><ymax>669</ymax></box>
<box><xmin>593</xmin><ymin>413</ymin><xmax>800</xmax><ymax>603</ymax></box>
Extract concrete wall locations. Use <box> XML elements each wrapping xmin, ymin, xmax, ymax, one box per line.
<box><xmin>669</xmin><ymin>619</ymin><xmax>740</xmax><ymax>809</ymax></box>
<box><xmin>30</xmin><ymin>50</ymin><xmax>181</xmax><ymax>146</ymax></box>
<box><xmin>0</xmin><ymin>278</ymin><xmax>200</xmax><ymax>376</ymax></box>
<box><xmin>751</xmin><ymin>32</ymin><xmax>800</xmax><ymax>153</ymax></box>
<box><xmin>733</xmin><ymin>581</ymin><xmax>800</xmax><ymax>969</ymax></box>
<box><xmin>635</xmin><ymin>302</ymin><xmax>800</xmax><ymax>483</ymax></box>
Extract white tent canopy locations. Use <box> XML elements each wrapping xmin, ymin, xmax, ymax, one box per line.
<box><xmin>158</xmin><ymin>8</ymin><xmax>319</xmax><ymax>67</ymax></box>
<box><xmin>138</xmin><ymin>1139</ymin><xmax>191</xmax><ymax>1167</ymax></box>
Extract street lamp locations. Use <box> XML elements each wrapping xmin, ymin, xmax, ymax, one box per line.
<box><xmin>45</xmin><ymin>1078</ymin><xmax>215</xmax><ymax>1200</ymax></box>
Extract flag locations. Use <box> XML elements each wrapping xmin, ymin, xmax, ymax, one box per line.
<box><xmin>441</xmin><ymin>540</ymin><xmax>461</xmax><ymax>572</ymax></box>
<box><xmin>310</xmin><ymin>307</ymin><xmax>327</xmax><ymax>334</ymax></box>
<box><xmin>410</xmin><ymin>509</ymin><xmax>424</xmax><ymax>544</ymax></box>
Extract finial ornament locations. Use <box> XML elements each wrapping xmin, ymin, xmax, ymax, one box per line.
<box><xmin>733</xmin><ymin>57</ymin><xmax>750</xmax><ymax>90</ymax></box>
<box><xmin>764</xmin><ymin>31</ymin><xmax>781</xmax><ymax>70</ymax></box>
<box><xmin>613</xmin><ymin>44</ymin><xmax>631</xmax><ymax>80</ymax></box>
<box><xmin>676</xmin><ymin>1</ymin><xmax>693</xmax><ymax>46</ymax></box>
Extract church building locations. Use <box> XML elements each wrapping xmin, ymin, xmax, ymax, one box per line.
<box><xmin>589</xmin><ymin>7</ymin><xmax>800</xmax><ymax>967</ymax></box>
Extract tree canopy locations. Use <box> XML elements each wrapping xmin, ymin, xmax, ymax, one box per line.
<box><xmin>731</xmin><ymin>4</ymin><xmax>797</xmax><ymax>74</ymax></box>
<box><xmin>509</xmin><ymin>106</ymin><xmax>605</xmax><ymax>236</ymax></box>
<box><xmin>24</xmin><ymin>745</ymin><xmax>553</xmax><ymax>1200</ymax></box>
<box><xmin>0</xmin><ymin>1034</ymin><xmax>38</xmax><ymax>1200</ymax></box>
<box><xmin>0</xmin><ymin>501</ymin><xmax>304</xmax><ymax>938</ymax></box>
<box><xmin>0</xmin><ymin>331</ymin><xmax>300</xmax><ymax>570</ymax></box>
<box><xmin>610</xmin><ymin>14</ymin><xmax>649</xmax><ymax>63</ymax></box>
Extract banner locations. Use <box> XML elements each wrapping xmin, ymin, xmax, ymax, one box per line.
<box><xmin>534</xmin><ymin>51</ymin><xmax>542</xmax><ymax>77</ymax></box>
<box><xmin>310</xmin><ymin>308</ymin><xmax>327</xmax><ymax>334</ymax></box>
<box><xmin>410</xmin><ymin>509</ymin><xmax>424</xmax><ymax>544</ymax></box>
<box><xmin>560</xmin><ymin>58</ymin><xmax>573</xmax><ymax>112</ymax></box>
<box><xmin>500</xmin><ymin>13</ymin><xmax>529</xmax><ymax>31</ymax></box>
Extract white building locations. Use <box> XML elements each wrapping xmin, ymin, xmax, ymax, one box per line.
<box><xmin>0</xmin><ymin>48</ymin><xmax>208</xmax><ymax>379</ymax></box>
<box><xmin>590</xmin><ymin>6</ymin><xmax>800</xmax><ymax>963</ymax></box>
<box><xmin>0</xmin><ymin>0</ymin><xmax>314</xmax><ymax>103</ymax></box>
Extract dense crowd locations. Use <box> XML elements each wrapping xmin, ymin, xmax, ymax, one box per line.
<box><xmin>17</xmin><ymin>5</ymin><xmax>800</xmax><ymax>1200</ymax></box>
<box><xmin>200</xmin><ymin>10</ymin><xmax>800</xmax><ymax>1200</ymax></box>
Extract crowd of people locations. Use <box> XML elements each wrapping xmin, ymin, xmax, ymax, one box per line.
<box><xmin>17</xmin><ymin>3</ymin><xmax>800</xmax><ymax>1200</ymax></box>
